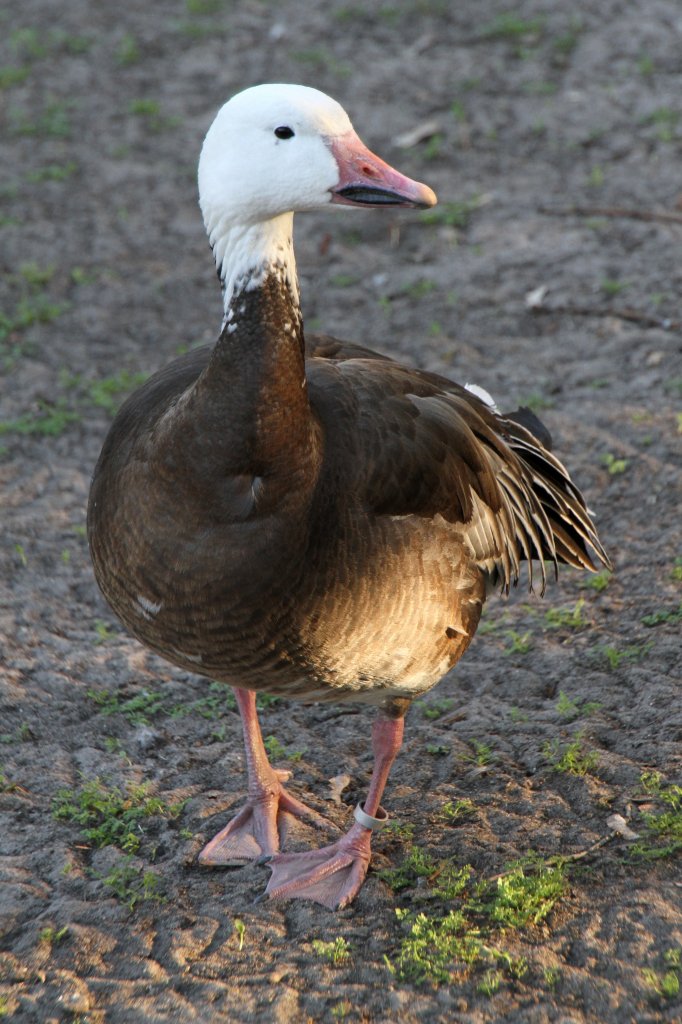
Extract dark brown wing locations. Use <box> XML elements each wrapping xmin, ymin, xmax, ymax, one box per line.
<box><xmin>306</xmin><ymin>342</ymin><xmax>610</xmax><ymax>593</ymax></box>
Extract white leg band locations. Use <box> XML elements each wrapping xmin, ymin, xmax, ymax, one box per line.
<box><xmin>354</xmin><ymin>803</ymin><xmax>389</xmax><ymax>831</ymax></box>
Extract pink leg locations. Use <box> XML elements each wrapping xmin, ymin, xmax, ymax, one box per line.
<box><xmin>263</xmin><ymin>713</ymin><xmax>405</xmax><ymax>909</ymax></box>
<box><xmin>198</xmin><ymin>688</ymin><xmax>334</xmax><ymax>866</ymax></box>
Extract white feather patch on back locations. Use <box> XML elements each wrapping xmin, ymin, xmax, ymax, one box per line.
<box><xmin>464</xmin><ymin>382</ymin><xmax>499</xmax><ymax>413</ymax></box>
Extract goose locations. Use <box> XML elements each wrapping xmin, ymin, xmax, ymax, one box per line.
<box><xmin>87</xmin><ymin>83</ymin><xmax>610</xmax><ymax>910</ymax></box>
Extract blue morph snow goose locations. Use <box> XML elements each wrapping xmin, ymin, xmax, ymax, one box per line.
<box><xmin>87</xmin><ymin>84</ymin><xmax>610</xmax><ymax>910</ymax></box>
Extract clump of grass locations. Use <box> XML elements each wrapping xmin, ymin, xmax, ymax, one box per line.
<box><xmin>87</xmin><ymin>686</ymin><xmax>165</xmax><ymax>725</ymax></box>
<box><xmin>630</xmin><ymin>771</ymin><xmax>682</xmax><ymax>860</ymax></box>
<box><xmin>169</xmin><ymin>680</ymin><xmax>237</xmax><ymax>719</ymax></box>
<box><xmin>0</xmin><ymin>399</ymin><xmax>80</xmax><ymax>438</ymax></box>
<box><xmin>26</xmin><ymin>161</ymin><xmax>78</xmax><ymax>183</ymax></box>
<box><xmin>598</xmin><ymin>641</ymin><xmax>653</xmax><ymax>671</ymax></box>
<box><xmin>128</xmin><ymin>98</ymin><xmax>179</xmax><ymax>133</ymax></box>
<box><xmin>544</xmin><ymin>598</ymin><xmax>588</xmax><ymax>631</ymax></box>
<box><xmin>387</xmin><ymin>856</ymin><xmax>561</xmax><ymax>985</ymax></box>
<box><xmin>419</xmin><ymin>698</ymin><xmax>454</xmax><ymax>720</ymax></box>
<box><xmin>263</xmin><ymin>735</ymin><xmax>303</xmax><ymax>762</ymax></box>
<box><xmin>641</xmin><ymin>603</ymin><xmax>682</xmax><ymax>628</ymax></box>
<box><xmin>116</xmin><ymin>33</ymin><xmax>140</xmax><ymax>65</ymax></box>
<box><xmin>579</xmin><ymin>569</ymin><xmax>612</xmax><ymax>592</ymax></box>
<box><xmin>600</xmin><ymin>452</ymin><xmax>629</xmax><ymax>475</ymax></box>
<box><xmin>441</xmin><ymin>798</ymin><xmax>476</xmax><ymax>823</ymax></box>
<box><xmin>0</xmin><ymin>261</ymin><xmax>70</xmax><ymax>368</ymax></box>
<box><xmin>544</xmin><ymin>733</ymin><xmax>599</xmax><ymax>776</ymax></box>
<box><xmin>89</xmin><ymin>370</ymin><xmax>148</xmax><ymax>412</ymax></box>
<box><xmin>504</xmin><ymin>629</ymin><xmax>532</xmax><ymax>655</ymax></box>
<box><xmin>312</xmin><ymin>937</ymin><xmax>351</xmax><ymax>964</ymax></box>
<box><xmin>96</xmin><ymin>857</ymin><xmax>166</xmax><ymax>911</ymax></box>
<box><xmin>38</xmin><ymin>925</ymin><xmax>69</xmax><ymax>944</ymax></box>
<box><xmin>52</xmin><ymin>777</ymin><xmax>184</xmax><ymax>853</ymax></box>
<box><xmin>480</xmin><ymin>13</ymin><xmax>544</xmax><ymax>41</ymax></box>
<box><xmin>642</xmin><ymin>948</ymin><xmax>681</xmax><ymax>1001</ymax></box>
<box><xmin>555</xmin><ymin>690</ymin><xmax>601</xmax><ymax>721</ymax></box>
<box><xmin>378</xmin><ymin>845</ymin><xmax>436</xmax><ymax>892</ymax></box>
<box><xmin>9</xmin><ymin>100</ymin><xmax>73</xmax><ymax>138</ymax></box>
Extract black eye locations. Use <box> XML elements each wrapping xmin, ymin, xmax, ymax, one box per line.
<box><xmin>274</xmin><ymin>126</ymin><xmax>295</xmax><ymax>140</ymax></box>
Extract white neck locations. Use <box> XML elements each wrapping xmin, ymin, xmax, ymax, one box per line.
<box><xmin>205</xmin><ymin>211</ymin><xmax>299</xmax><ymax>325</ymax></box>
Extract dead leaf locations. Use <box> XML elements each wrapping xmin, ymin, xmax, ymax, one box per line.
<box><xmin>606</xmin><ymin>813</ymin><xmax>640</xmax><ymax>840</ymax></box>
<box><xmin>525</xmin><ymin>284</ymin><xmax>549</xmax><ymax>309</ymax></box>
<box><xmin>328</xmin><ymin>773</ymin><xmax>351</xmax><ymax>805</ymax></box>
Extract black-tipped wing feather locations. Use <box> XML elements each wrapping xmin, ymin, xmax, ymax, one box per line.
<box><xmin>305</xmin><ymin>336</ymin><xmax>610</xmax><ymax>591</ymax></box>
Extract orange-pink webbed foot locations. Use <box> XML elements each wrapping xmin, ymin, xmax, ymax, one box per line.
<box><xmin>198</xmin><ymin>767</ymin><xmax>336</xmax><ymax>865</ymax></box>
<box><xmin>262</xmin><ymin>804</ymin><xmax>387</xmax><ymax>909</ymax></box>
<box><xmin>197</xmin><ymin>687</ymin><xmax>337</xmax><ymax>866</ymax></box>
<box><xmin>261</xmin><ymin>713</ymin><xmax>405</xmax><ymax>909</ymax></box>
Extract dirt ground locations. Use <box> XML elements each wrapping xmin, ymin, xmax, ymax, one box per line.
<box><xmin>1</xmin><ymin>0</ymin><xmax>681</xmax><ymax>1021</ymax></box>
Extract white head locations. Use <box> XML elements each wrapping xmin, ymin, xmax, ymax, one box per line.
<box><xmin>198</xmin><ymin>84</ymin><xmax>436</xmax><ymax>311</ymax></box>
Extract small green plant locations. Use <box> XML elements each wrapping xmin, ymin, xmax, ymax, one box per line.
<box><xmin>0</xmin><ymin>66</ymin><xmax>30</xmax><ymax>89</ymax></box>
<box><xmin>26</xmin><ymin>161</ymin><xmax>78</xmax><ymax>183</ymax></box>
<box><xmin>377</xmin><ymin>845</ymin><xmax>435</xmax><ymax>892</ymax></box>
<box><xmin>423</xmin><ymin>133</ymin><xmax>444</xmax><ymax>160</ymax></box>
<box><xmin>52</xmin><ymin>777</ymin><xmax>184</xmax><ymax>853</ymax></box>
<box><xmin>401</xmin><ymin>278</ymin><xmax>437</xmax><ymax>301</ymax></box>
<box><xmin>641</xmin><ymin>603</ymin><xmax>682</xmax><ymax>628</ymax></box>
<box><xmin>601</xmin><ymin>452</ymin><xmax>629</xmax><ymax>475</ymax></box>
<box><xmin>601</xmin><ymin>278</ymin><xmax>629</xmax><ymax>297</ymax></box>
<box><xmin>0</xmin><ymin>770</ymin><xmax>18</xmax><ymax>792</ymax></box>
<box><xmin>186</xmin><ymin>0</ymin><xmax>225</xmax><ymax>12</ymax></box>
<box><xmin>426</xmin><ymin>743</ymin><xmax>449</xmax><ymax>756</ymax></box>
<box><xmin>86</xmin><ymin>370</ymin><xmax>149</xmax><ymax>414</ymax></box>
<box><xmin>518</xmin><ymin>392</ymin><xmax>554</xmax><ymax>412</ymax></box>
<box><xmin>387</xmin><ymin>855</ymin><xmax>563</xmax><ymax>985</ymax></box>
<box><xmin>556</xmin><ymin>690</ymin><xmax>601</xmax><ymax>720</ymax></box>
<box><xmin>233</xmin><ymin>918</ymin><xmax>246</xmax><ymax>951</ymax></box>
<box><xmin>643</xmin><ymin>107</ymin><xmax>679</xmax><ymax>143</ymax></box>
<box><xmin>544</xmin><ymin>734</ymin><xmax>598</xmax><ymax>776</ymax></box>
<box><xmin>465</xmin><ymin>740</ymin><xmax>492</xmax><ymax>766</ymax></box>
<box><xmin>92</xmin><ymin>620</ymin><xmax>115</xmax><ymax>644</ymax></box>
<box><xmin>263</xmin><ymin>735</ymin><xmax>303</xmax><ymax>762</ymax></box>
<box><xmin>579</xmin><ymin>569</ymin><xmax>612</xmax><ymax>592</ymax></box>
<box><xmin>480</xmin><ymin>13</ymin><xmax>544</xmax><ymax>40</ymax></box>
<box><xmin>637</xmin><ymin>54</ymin><xmax>655</xmax><ymax>76</ymax></box>
<box><xmin>97</xmin><ymin>857</ymin><xmax>166</xmax><ymax>911</ymax></box>
<box><xmin>419</xmin><ymin>698</ymin><xmax>453</xmax><ymax>720</ymax></box>
<box><xmin>504</xmin><ymin>629</ymin><xmax>532</xmax><ymax>654</ymax></box>
<box><xmin>544</xmin><ymin>598</ymin><xmax>588</xmax><ymax>630</ymax></box>
<box><xmin>88</xmin><ymin>686</ymin><xmax>165</xmax><ymax>724</ymax></box>
<box><xmin>39</xmin><ymin>925</ymin><xmax>69</xmax><ymax>944</ymax></box>
<box><xmin>10</xmin><ymin>100</ymin><xmax>73</xmax><ymax>137</ymax></box>
<box><xmin>671</xmin><ymin>557</ymin><xmax>682</xmax><ymax>582</ymax></box>
<box><xmin>116</xmin><ymin>33</ymin><xmax>140</xmax><ymax>65</ymax></box>
<box><xmin>312</xmin><ymin>937</ymin><xmax>351</xmax><ymax>964</ymax></box>
<box><xmin>588</xmin><ymin>165</ymin><xmax>605</xmax><ymax>188</ymax></box>
<box><xmin>0</xmin><ymin>399</ymin><xmax>80</xmax><ymax>438</ymax></box>
<box><xmin>642</xmin><ymin>947</ymin><xmax>681</xmax><ymax>1000</ymax></box>
<box><xmin>598</xmin><ymin>641</ymin><xmax>653</xmax><ymax>671</ymax></box>
<box><xmin>169</xmin><ymin>680</ymin><xmax>237</xmax><ymax>719</ymax></box>
<box><xmin>630</xmin><ymin>772</ymin><xmax>682</xmax><ymax>860</ymax></box>
<box><xmin>383</xmin><ymin>819</ymin><xmax>416</xmax><ymax>843</ymax></box>
<box><xmin>128</xmin><ymin>98</ymin><xmax>179</xmax><ymax>133</ymax></box>
<box><xmin>478</xmin><ymin>861</ymin><xmax>566</xmax><ymax>930</ymax></box>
